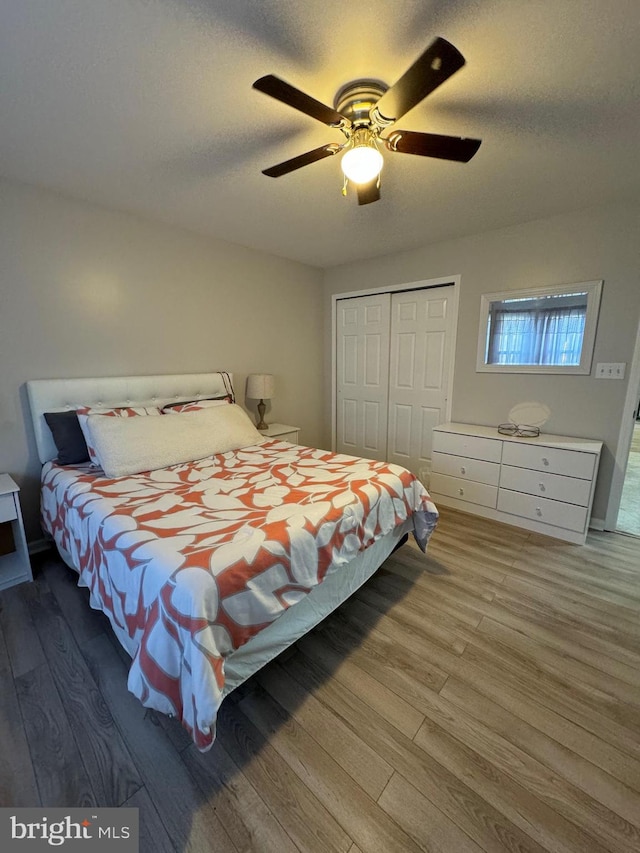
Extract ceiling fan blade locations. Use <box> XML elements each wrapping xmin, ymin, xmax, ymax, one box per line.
<box><xmin>254</xmin><ymin>75</ymin><xmax>349</xmax><ymax>127</ymax></box>
<box><xmin>373</xmin><ymin>38</ymin><xmax>466</xmax><ymax>124</ymax></box>
<box><xmin>356</xmin><ymin>179</ymin><xmax>381</xmax><ymax>205</ymax></box>
<box><xmin>262</xmin><ymin>144</ymin><xmax>341</xmax><ymax>177</ymax></box>
<box><xmin>385</xmin><ymin>130</ymin><xmax>481</xmax><ymax>162</ymax></box>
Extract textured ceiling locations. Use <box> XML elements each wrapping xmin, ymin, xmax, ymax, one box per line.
<box><xmin>1</xmin><ymin>0</ymin><xmax>639</xmax><ymax>268</ymax></box>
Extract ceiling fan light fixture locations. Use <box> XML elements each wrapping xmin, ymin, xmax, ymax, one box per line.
<box><xmin>255</xmin><ymin>37</ymin><xmax>481</xmax><ymax>202</ymax></box>
<box><xmin>341</xmin><ymin>143</ymin><xmax>383</xmax><ymax>184</ymax></box>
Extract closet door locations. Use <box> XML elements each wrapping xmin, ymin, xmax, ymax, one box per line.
<box><xmin>336</xmin><ymin>293</ymin><xmax>391</xmax><ymax>460</ymax></box>
<box><xmin>387</xmin><ymin>286</ymin><xmax>454</xmax><ymax>477</ymax></box>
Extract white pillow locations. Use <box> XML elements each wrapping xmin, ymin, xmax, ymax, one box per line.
<box><xmin>76</xmin><ymin>406</ymin><xmax>162</xmax><ymax>465</ymax></box>
<box><xmin>87</xmin><ymin>404</ymin><xmax>264</xmax><ymax>477</ymax></box>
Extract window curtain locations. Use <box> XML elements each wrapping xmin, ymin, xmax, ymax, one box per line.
<box><xmin>488</xmin><ymin>306</ymin><xmax>586</xmax><ymax>365</ymax></box>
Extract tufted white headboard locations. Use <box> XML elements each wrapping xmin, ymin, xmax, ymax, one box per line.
<box><xmin>26</xmin><ymin>371</ymin><xmax>234</xmax><ymax>464</ymax></box>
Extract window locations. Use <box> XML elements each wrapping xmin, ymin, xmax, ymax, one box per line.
<box><xmin>476</xmin><ymin>281</ymin><xmax>602</xmax><ymax>374</ymax></box>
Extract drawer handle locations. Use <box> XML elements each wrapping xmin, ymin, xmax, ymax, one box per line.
<box><xmin>536</xmin><ymin>507</ymin><xmax>543</xmax><ymax>517</ymax></box>
<box><xmin>541</xmin><ymin>457</ymin><xmax>550</xmax><ymax>466</ymax></box>
<box><xmin>539</xmin><ymin>483</ymin><xmax>546</xmax><ymax>492</ymax></box>
<box><xmin>458</xmin><ymin>488</ymin><xmax>464</xmax><ymax>496</ymax></box>
<box><xmin>460</xmin><ymin>466</ymin><xmax>466</xmax><ymax>474</ymax></box>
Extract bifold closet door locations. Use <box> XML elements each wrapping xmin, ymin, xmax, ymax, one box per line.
<box><xmin>336</xmin><ymin>293</ymin><xmax>391</xmax><ymax>460</ymax></box>
<box><xmin>387</xmin><ymin>286</ymin><xmax>454</xmax><ymax>476</ymax></box>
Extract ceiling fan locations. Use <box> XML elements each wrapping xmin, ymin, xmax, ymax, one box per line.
<box><xmin>253</xmin><ymin>37</ymin><xmax>482</xmax><ymax>205</ymax></box>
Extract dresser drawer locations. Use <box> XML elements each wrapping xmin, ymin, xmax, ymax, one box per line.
<box><xmin>431</xmin><ymin>473</ymin><xmax>498</xmax><ymax>508</ymax></box>
<box><xmin>501</xmin><ymin>442</ymin><xmax>596</xmax><ymax>480</ymax></box>
<box><xmin>497</xmin><ymin>489</ymin><xmax>588</xmax><ymax>533</ymax></box>
<box><xmin>0</xmin><ymin>494</ymin><xmax>17</xmax><ymax>524</ymax></box>
<box><xmin>432</xmin><ymin>431</ymin><xmax>502</xmax><ymax>463</ymax></box>
<box><xmin>500</xmin><ymin>465</ymin><xmax>592</xmax><ymax>506</ymax></box>
<box><xmin>432</xmin><ymin>451</ymin><xmax>500</xmax><ymax>486</ymax></box>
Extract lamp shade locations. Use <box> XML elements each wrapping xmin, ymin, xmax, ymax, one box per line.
<box><xmin>246</xmin><ymin>373</ymin><xmax>275</xmax><ymax>400</ymax></box>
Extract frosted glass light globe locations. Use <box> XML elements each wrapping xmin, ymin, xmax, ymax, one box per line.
<box><xmin>341</xmin><ymin>145</ymin><xmax>383</xmax><ymax>184</ymax></box>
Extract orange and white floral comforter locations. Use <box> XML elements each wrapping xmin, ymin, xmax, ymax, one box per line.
<box><xmin>41</xmin><ymin>439</ymin><xmax>438</xmax><ymax>749</ymax></box>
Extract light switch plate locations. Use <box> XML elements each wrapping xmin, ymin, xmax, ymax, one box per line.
<box><xmin>595</xmin><ymin>362</ymin><xmax>626</xmax><ymax>379</ymax></box>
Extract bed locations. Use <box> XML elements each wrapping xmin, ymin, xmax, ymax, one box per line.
<box><xmin>27</xmin><ymin>371</ymin><xmax>438</xmax><ymax>750</ymax></box>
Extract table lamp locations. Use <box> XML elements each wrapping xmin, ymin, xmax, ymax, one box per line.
<box><xmin>246</xmin><ymin>373</ymin><xmax>275</xmax><ymax>430</ymax></box>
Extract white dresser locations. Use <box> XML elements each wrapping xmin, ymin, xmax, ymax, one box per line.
<box><xmin>430</xmin><ymin>423</ymin><xmax>602</xmax><ymax>544</ymax></box>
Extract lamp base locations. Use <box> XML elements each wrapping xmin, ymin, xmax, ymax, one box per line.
<box><xmin>256</xmin><ymin>399</ymin><xmax>268</xmax><ymax>430</ymax></box>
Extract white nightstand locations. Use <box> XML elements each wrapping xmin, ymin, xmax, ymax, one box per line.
<box><xmin>0</xmin><ymin>474</ymin><xmax>32</xmax><ymax>591</ymax></box>
<box><xmin>260</xmin><ymin>423</ymin><xmax>300</xmax><ymax>443</ymax></box>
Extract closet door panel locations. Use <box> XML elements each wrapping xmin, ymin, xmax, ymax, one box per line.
<box><xmin>394</xmin><ymin>333</ymin><xmax>416</xmax><ymax>388</ymax></box>
<box><xmin>389</xmin><ymin>403</ymin><xmax>412</xmax><ymax>458</ymax></box>
<box><xmin>336</xmin><ymin>293</ymin><xmax>391</xmax><ymax>460</ymax></box>
<box><xmin>424</xmin><ymin>330</ymin><xmax>446</xmax><ymax>389</ymax></box>
<box><xmin>387</xmin><ymin>287</ymin><xmax>454</xmax><ymax>476</ymax></box>
<box><xmin>363</xmin><ymin>401</ymin><xmax>384</xmax><ymax>453</ymax></box>
<box><xmin>341</xmin><ymin>398</ymin><xmax>357</xmax><ymax>446</ymax></box>
<box><xmin>336</xmin><ymin>285</ymin><xmax>455</xmax><ymax>476</ymax></box>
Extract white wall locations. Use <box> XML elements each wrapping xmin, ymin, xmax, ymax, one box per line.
<box><xmin>324</xmin><ymin>202</ymin><xmax>640</xmax><ymax>524</ymax></box>
<box><xmin>0</xmin><ymin>179</ymin><xmax>324</xmax><ymax>539</ymax></box>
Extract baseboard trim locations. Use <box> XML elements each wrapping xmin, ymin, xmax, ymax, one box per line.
<box><xmin>589</xmin><ymin>517</ymin><xmax>605</xmax><ymax>531</ymax></box>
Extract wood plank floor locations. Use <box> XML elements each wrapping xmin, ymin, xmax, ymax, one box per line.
<box><xmin>1</xmin><ymin>506</ymin><xmax>639</xmax><ymax>852</ymax></box>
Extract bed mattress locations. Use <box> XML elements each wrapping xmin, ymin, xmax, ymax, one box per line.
<box><xmin>41</xmin><ymin>438</ymin><xmax>438</xmax><ymax>748</ymax></box>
